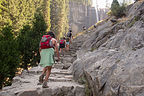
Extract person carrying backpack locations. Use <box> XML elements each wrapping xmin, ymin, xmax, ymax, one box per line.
<box><xmin>65</xmin><ymin>37</ymin><xmax>70</xmax><ymax>51</ymax></box>
<box><xmin>39</xmin><ymin>31</ymin><xmax>60</xmax><ymax>88</ymax></box>
<box><xmin>67</xmin><ymin>29</ymin><xmax>73</xmax><ymax>44</ymax></box>
<box><xmin>59</xmin><ymin>37</ymin><xmax>66</xmax><ymax>53</ymax></box>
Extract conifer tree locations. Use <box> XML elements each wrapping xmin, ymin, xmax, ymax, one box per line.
<box><xmin>111</xmin><ymin>0</ymin><xmax>120</xmax><ymax>17</ymax></box>
<box><xmin>111</xmin><ymin>0</ymin><xmax>126</xmax><ymax>18</ymax></box>
<box><xmin>17</xmin><ymin>10</ymin><xmax>47</xmax><ymax>70</ymax></box>
<box><xmin>50</xmin><ymin>0</ymin><xmax>69</xmax><ymax>39</ymax></box>
<box><xmin>0</xmin><ymin>26</ymin><xmax>20</xmax><ymax>89</ymax></box>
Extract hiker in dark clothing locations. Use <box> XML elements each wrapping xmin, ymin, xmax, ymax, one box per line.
<box><xmin>59</xmin><ymin>37</ymin><xmax>66</xmax><ymax>53</ymax></box>
<box><xmin>67</xmin><ymin>29</ymin><xmax>73</xmax><ymax>44</ymax></box>
<box><xmin>94</xmin><ymin>24</ymin><xmax>97</xmax><ymax>28</ymax></box>
<box><xmin>83</xmin><ymin>26</ymin><xmax>86</xmax><ymax>30</ymax></box>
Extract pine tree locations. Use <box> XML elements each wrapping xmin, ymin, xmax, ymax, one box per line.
<box><xmin>50</xmin><ymin>0</ymin><xmax>69</xmax><ymax>39</ymax></box>
<box><xmin>0</xmin><ymin>26</ymin><xmax>20</xmax><ymax>89</ymax></box>
<box><xmin>17</xmin><ymin>10</ymin><xmax>47</xmax><ymax>70</ymax></box>
<box><xmin>31</xmin><ymin>10</ymin><xmax>47</xmax><ymax>66</ymax></box>
<box><xmin>111</xmin><ymin>0</ymin><xmax>126</xmax><ymax>18</ymax></box>
<box><xmin>0</xmin><ymin>0</ymin><xmax>47</xmax><ymax>34</ymax></box>
<box><xmin>111</xmin><ymin>0</ymin><xmax>120</xmax><ymax>17</ymax></box>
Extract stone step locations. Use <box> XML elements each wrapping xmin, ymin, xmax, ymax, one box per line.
<box><xmin>1</xmin><ymin>82</ymin><xmax>85</xmax><ymax>96</ymax></box>
<box><xmin>53</xmin><ymin>64</ymin><xmax>71</xmax><ymax>70</ymax></box>
<box><xmin>48</xmin><ymin>77</ymin><xmax>73</xmax><ymax>82</ymax></box>
<box><xmin>25</xmin><ymin>67</ymin><xmax>72</xmax><ymax>75</ymax></box>
<box><xmin>13</xmin><ymin>72</ymin><xmax>73</xmax><ymax>84</ymax></box>
<box><xmin>53</xmin><ymin>64</ymin><xmax>64</xmax><ymax>69</ymax></box>
<box><xmin>51</xmin><ymin>69</ymin><xmax>72</xmax><ymax>75</ymax></box>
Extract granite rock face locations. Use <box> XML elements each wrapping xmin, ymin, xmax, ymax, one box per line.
<box><xmin>69</xmin><ymin>1</ymin><xmax>97</xmax><ymax>35</ymax></box>
<box><xmin>71</xmin><ymin>1</ymin><xmax>144</xmax><ymax>96</ymax></box>
<box><xmin>69</xmin><ymin>2</ymin><xmax>109</xmax><ymax>35</ymax></box>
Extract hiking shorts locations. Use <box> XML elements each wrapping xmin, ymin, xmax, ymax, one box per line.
<box><xmin>60</xmin><ymin>44</ymin><xmax>65</xmax><ymax>48</ymax></box>
<box><xmin>39</xmin><ymin>48</ymin><xmax>54</xmax><ymax>67</ymax></box>
<box><xmin>66</xmin><ymin>42</ymin><xmax>70</xmax><ymax>45</ymax></box>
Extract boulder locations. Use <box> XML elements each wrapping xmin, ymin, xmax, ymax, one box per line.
<box><xmin>70</xmin><ymin>1</ymin><xmax>144</xmax><ymax>96</ymax></box>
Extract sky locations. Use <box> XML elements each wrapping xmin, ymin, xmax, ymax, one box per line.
<box><xmin>92</xmin><ymin>0</ymin><xmax>135</xmax><ymax>8</ymax></box>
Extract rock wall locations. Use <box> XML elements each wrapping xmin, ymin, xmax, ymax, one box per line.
<box><xmin>70</xmin><ymin>1</ymin><xmax>144</xmax><ymax>96</ymax></box>
<box><xmin>69</xmin><ymin>1</ymin><xmax>97</xmax><ymax>35</ymax></box>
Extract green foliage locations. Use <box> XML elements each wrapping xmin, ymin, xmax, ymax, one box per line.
<box><xmin>0</xmin><ymin>26</ymin><xmax>20</xmax><ymax>89</ymax></box>
<box><xmin>17</xmin><ymin>25</ymin><xmax>33</xmax><ymax>69</ymax></box>
<box><xmin>17</xmin><ymin>11</ymin><xmax>47</xmax><ymax>70</ymax></box>
<box><xmin>91</xmin><ymin>47</ymin><xmax>97</xmax><ymax>52</ymax></box>
<box><xmin>0</xmin><ymin>0</ymin><xmax>49</xmax><ymax>34</ymax></box>
<box><xmin>0</xmin><ymin>0</ymin><xmax>50</xmax><ymax>89</ymax></box>
<box><xmin>77</xmin><ymin>75</ymin><xmax>92</xmax><ymax>96</ymax></box>
<box><xmin>50</xmin><ymin>0</ymin><xmax>69</xmax><ymax>39</ymax></box>
<box><xmin>127</xmin><ymin>15</ymin><xmax>140</xmax><ymax>28</ymax></box>
<box><xmin>41</xmin><ymin>0</ymin><xmax>51</xmax><ymax>31</ymax></box>
<box><xmin>70</xmin><ymin>0</ymin><xmax>92</xmax><ymax>6</ymax></box>
<box><xmin>111</xmin><ymin>0</ymin><xmax>126</xmax><ymax>18</ymax></box>
<box><xmin>31</xmin><ymin>11</ymin><xmax>47</xmax><ymax>66</ymax></box>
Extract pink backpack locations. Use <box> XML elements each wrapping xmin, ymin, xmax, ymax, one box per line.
<box><xmin>60</xmin><ymin>40</ymin><xmax>65</xmax><ymax>44</ymax></box>
<box><xmin>40</xmin><ymin>35</ymin><xmax>52</xmax><ymax>49</ymax></box>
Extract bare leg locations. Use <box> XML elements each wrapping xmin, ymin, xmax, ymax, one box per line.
<box><xmin>62</xmin><ymin>48</ymin><xmax>65</xmax><ymax>53</ymax></box>
<box><xmin>69</xmin><ymin>39</ymin><xmax>72</xmax><ymax>44</ymax></box>
<box><xmin>42</xmin><ymin>66</ymin><xmax>52</xmax><ymax>88</ymax></box>
<box><xmin>42</xmin><ymin>67</ymin><xmax>47</xmax><ymax>75</ymax></box>
<box><xmin>66</xmin><ymin>44</ymin><xmax>69</xmax><ymax>51</ymax></box>
<box><xmin>44</xmin><ymin>66</ymin><xmax>52</xmax><ymax>82</ymax></box>
<box><xmin>60</xmin><ymin>48</ymin><xmax>62</xmax><ymax>53</ymax></box>
<box><xmin>39</xmin><ymin>67</ymin><xmax>47</xmax><ymax>83</ymax></box>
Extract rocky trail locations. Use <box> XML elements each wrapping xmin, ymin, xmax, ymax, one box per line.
<box><xmin>1</xmin><ymin>1</ymin><xmax>144</xmax><ymax>96</ymax></box>
<box><xmin>0</xmin><ymin>42</ymin><xmax>85</xmax><ymax>96</ymax></box>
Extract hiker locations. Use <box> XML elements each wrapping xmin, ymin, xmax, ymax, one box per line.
<box><xmin>83</xmin><ymin>26</ymin><xmax>86</xmax><ymax>30</ymax></box>
<box><xmin>65</xmin><ymin>37</ymin><xmax>70</xmax><ymax>51</ymax></box>
<box><xmin>67</xmin><ymin>29</ymin><xmax>73</xmax><ymax>44</ymax></box>
<box><xmin>59</xmin><ymin>37</ymin><xmax>66</xmax><ymax>53</ymax></box>
<box><xmin>94</xmin><ymin>24</ymin><xmax>96</xmax><ymax>28</ymax></box>
<box><xmin>39</xmin><ymin>31</ymin><xmax>60</xmax><ymax>88</ymax></box>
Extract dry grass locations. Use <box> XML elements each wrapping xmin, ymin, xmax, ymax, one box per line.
<box><xmin>73</xmin><ymin>31</ymin><xmax>85</xmax><ymax>39</ymax></box>
<box><xmin>118</xmin><ymin>17</ymin><xmax>129</xmax><ymax>22</ymax></box>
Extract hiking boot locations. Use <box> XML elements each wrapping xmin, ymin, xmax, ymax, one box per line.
<box><xmin>37</xmin><ymin>82</ymin><xmax>42</xmax><ymax>85</ymax></box>
<box><xmin>42</xmin><ymin>81</ymin><xmax>48</xmax><ymax>88</ymax></box>
<box><xmin>39</xmin><ymin>74</ymin><xmax>44</xmax><ymax>83</ymax></box>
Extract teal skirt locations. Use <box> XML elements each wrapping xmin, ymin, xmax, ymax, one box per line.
<box><xmin>39</xmin><ymin>48</ymin><xmax>54</xmax><ymax>67</ymax></box>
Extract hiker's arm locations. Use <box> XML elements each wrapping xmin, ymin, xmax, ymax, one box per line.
<box><xmin>53</xmin><ymin>39</ymin><xmax>60</xmax><ymax>61</ymax></box>
<box><xmin>39</xmin><ymin>48</ymin><xmax>41</xmax><ymax>53</ymax></box>
<box><xmin>39</xmin><ymin>42</ymin><xmax>41</xmax><ymax>53</ymax></box>
<box><xmin>72</xmin><ymin>35</ymin><xmax>73</xmax><ymax>40</ymax></box>
<box><xmin>65</xmin><ymin>40</ymin><xmax>66</xmax><ymax>44</ymax></box>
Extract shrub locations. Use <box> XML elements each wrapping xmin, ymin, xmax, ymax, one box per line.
<box><xmin>111</xmin><ymin>0</ymin><xmax>126</xmax><ymax>18</ymax></box>
<box><xmin>0</xmin><ymin>26</ymin><xmax>20</xmax><ymax>89</ymax></box>
<box><xmin>17</xmin><ymin>11</ymin><xmax>47</xmax><ymax>70</ymax></box>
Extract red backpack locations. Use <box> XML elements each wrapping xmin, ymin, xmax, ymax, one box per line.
<box><xmin>40</xmin><ymin>35</ymin><xmax>52</xmax><ymax>49</ymax></box>
<box><xmin>60</xmin><ymin>40</ymin><xmax>65</xmax><ymax>44</ymax></box>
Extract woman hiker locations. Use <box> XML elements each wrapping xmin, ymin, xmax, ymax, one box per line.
<box><xmin>39</xmin><ymin>31</ymin><xmax>60</xmax><ymax>88</ymax></box>
<box><xmin>59</xmin><ymin>37</ymin><xmax>66</xmax><ymax>53</ymax></box>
